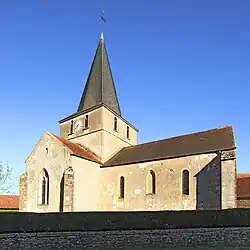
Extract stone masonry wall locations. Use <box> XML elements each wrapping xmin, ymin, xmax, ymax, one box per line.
<box><xmin>0</xmin><ymin>227</ymin><xmax>249</xmax><ymax>249</ymax></box>
<box><xmin>25</xmin><ymin>132</ymin><xmax>72</xmax><ymax>213</ymax></box>
<box><xmin>221</xmin><ymin>149</ymin><xmax>237</xmax><ymax>209</ymax></box>
<box><xmin>63</xmin><ymin>168</ymin><xmax>74</xmax><ymax>212</ymax></box>
<box><xmin>99</xmin><ymin>153</ymin><xmax>219</xmax><ymax>211</ymax></box>
<box><xmin>19</xmin><ymin>173</ymin><xmax>27</xmax><ymax>211</ymax></box>
<box><xmin>1</xmin><ymin>209</ymin><xmax>250</xmax><ymax>249</ymax></box>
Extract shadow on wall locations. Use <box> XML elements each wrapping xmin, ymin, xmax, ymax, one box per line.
<box><xmin>196</xmin><ymin>154</ymin><xmax>221</xmax><ymax>210</ymax></box>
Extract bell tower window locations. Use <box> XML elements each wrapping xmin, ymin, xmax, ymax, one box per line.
<box><xmin>126</xmin><ymin>126</ymin><xmax>130</xmax><ymax>139</ymax></box>
<box><xmin>114</xmin><ymin>117</ymin><xmax>118</xmax><ymax>131</ymax></box>
<box><xmin>84</xmin><ymin>115</ymin><xmax>89</xmax><ymax>129</ymax></box>
<box><xmin>69</xmin><ymin>120</ymin><xmax>73</xmax><ymax>135</ymax></box>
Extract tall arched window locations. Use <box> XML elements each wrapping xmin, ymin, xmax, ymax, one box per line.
<box><xmin>39</xmin><ymin>169</ymin><xmax>49</xmax><ymax>205</ymax></box>
<box><xmin>119</xmin><ymin>176</ymin><xmax>125</xmax><ymax>199</ymax></box>
<box><xmin>182</xmin><ymin>170</ymin><xmax>189</xmax><ymax>195</ymax></box>
<box><xmin>114</xmin><ymin>117</ymin><xmax>118</xmax><ymax>131</ymax></box>
<box><xmin>146</xmin><ymin>170</ymin><xmax>156</xmax><ymax>195</ymax></box>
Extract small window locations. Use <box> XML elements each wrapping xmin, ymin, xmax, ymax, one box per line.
<box><xmin>69</xmin><ymin>120</ymin><xmax>73</xmax><ymax>134</ymax></box>
<box><xmin>146</xmin><ymin>170</ymin><xmax>156</xmax><ymax>195</ymax></box>
<box><xmin>119</xmin><ymin>176</ymin><xmax>125</xmax><ymax>199</ymax></box>
<box><xmin>84</xmin><ymin>115</ymin><xmax>89</xmax><ymax>129</ymax></box>
<box><xmin>182</xmin><ymin>170</ymin><xmax>189</xmax><ymax>195</ymax></box>
<box><xmin>45</xmin><ymin>148</ymin><xmax>48</xmax><ymax>155</ymax></box>
<box><xmin>114</xmin><ymin>117</ymin><xmax>118</xmax><ymax>131</ymax></box>
<box><xmin>126</xmin><ymin>126</ymin><xmax>130</xmax><ymax>139</ymax></box>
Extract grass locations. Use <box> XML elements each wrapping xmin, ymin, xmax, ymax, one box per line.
<box><xmin>0</xmin><ymin>210</ymin><xmax>19</xmax><ymax>213</ymax></box>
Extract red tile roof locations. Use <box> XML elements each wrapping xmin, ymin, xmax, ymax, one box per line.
<box><xmin>0</xmin><ymin>195</ymin><xmax>19</xmax><ymax>209</ymax></box>
<box><xmin>237</xmin><ymin>173</ymin><xmax>250</xmax><ymax>178</ymax></box>
<box><xmin>237</xmin><ymin>174</ymin><xmax>250</xmax><ymax>198</ymax></box>
<box><xmin>104</xmin><ymin>126</ymin><xmax>235</xmax><ymax>167</ymax></box>
<box><xmin>52</xmin><ymin>134</ymin><xmax>102</xmax><ymax>164</ymax></box>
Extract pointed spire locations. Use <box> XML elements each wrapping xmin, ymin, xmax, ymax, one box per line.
<box><xmin>100</xmin><ymin>32</ymin><xmax>104</xmax><ymax>41</ymax></box>
<box><xmin>77</xmin><ymin>35</ymin><xmax>121</xmax><ymax>115</ymax></box>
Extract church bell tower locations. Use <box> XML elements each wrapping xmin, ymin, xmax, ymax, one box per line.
<box><xmin>58</xmin><ymin>33</ymin><xmax>138</xmax><ymax>163</ymax></box>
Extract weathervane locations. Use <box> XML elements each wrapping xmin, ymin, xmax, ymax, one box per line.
<box><xmin>100</xmin><ymin>0</ymin><xmax>106</xmax><ymax>39</ymax></box>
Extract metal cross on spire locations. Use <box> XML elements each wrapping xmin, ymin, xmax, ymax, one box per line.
<box><xmin>100</xmin><ymin>11</ymin><xmax>106</xmax><ymax>25</ymax></box>
<box><xmin>100</xmin><ymin>10</ymin><xmax>106</xmax><ymax>40</ymax></box>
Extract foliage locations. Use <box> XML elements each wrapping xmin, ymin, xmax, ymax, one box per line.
<box><xmin>0</xmin><ymin>162</ymin><xmax>13</xmax><ymax>194</ymax></box>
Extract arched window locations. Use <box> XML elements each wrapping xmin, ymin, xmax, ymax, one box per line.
<box><xmin>114</xmin><ymin>117</ymin><xmax>118</xmax><ymax>131</ymax></box>
<box><xmin>146</xmin><ymin>170</ymin><xmax>156</xmax><ymax>195</ymax></box>
<box><xmin>182</xmin><ymin>170</ymin><xmax>189</xmax><ymax>195</ymax></box>
<box><xmin>119</xmin><ymin>176</ymin><xmax>125</xmax><ymax>199</ymax></box>
<box><xmin>84</xmin><ymin>115</ymin><xmax>89</xmax><ymax>129</ymax></box>
<box><xmin>126</xmin><ymin>126</ymin><xmax>130</xmax><ymax>139</ymax></box>
<box><xmin>39</xmin><ymin>169</ymin><xmax>49</xmax><ymax>205</ymax></box>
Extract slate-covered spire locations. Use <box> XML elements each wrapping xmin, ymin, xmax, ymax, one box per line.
<box><xmin>77</xmin><ymin>33</ymin><xmax>121</xmax><ymax>115</ymax></box>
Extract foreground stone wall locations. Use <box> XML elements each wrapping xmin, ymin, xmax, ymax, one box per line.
<box><xmin>1</xmin><ymin>209</ymin><xmax>249</xmax><ymax>249</ymax></box>
<box><xmin>0</xmin><ymin>227</ymin><xmax>249</xmax><ymax>249</ymax></box>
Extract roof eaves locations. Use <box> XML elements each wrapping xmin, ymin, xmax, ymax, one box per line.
<box><xmin>102</xmin><ymin>146</ymin><xmax>236</xmax><ymax>168</ymax></box>
<box><xmin>58</xmin><ymin>103</ymin><xmax>139</xmax><ymax>132</ymax></box>
<box><xmin>58</xmin><ymin>103</ymin><xmax>103</xmax><ymax>124</ymax></box>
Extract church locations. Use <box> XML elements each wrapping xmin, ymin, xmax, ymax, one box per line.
<box><xmin>19</xmin><ymin>33</ymin><xmax>237</xmax><ymax>212</ymax></box>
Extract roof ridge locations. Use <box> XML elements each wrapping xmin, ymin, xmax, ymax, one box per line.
<box><xmin>104</xmin><ymin>125</ymin><xmax>235</xmax><ymax>167</ymax></box>
<box><xmin>124</xmin><ymin>125</ymin><xmax>233</xmax><ymax>150</ymax></box>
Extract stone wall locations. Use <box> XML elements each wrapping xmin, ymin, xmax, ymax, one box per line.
<box><xmin>1</xmin><ymin>209</ymin><xmax>250</xmax><ymax>249</ymax></box>
<box><xmin>24</xmin><ymin>132</ymin><xmax>72</xmax><ymax>213</ymax></box>
<box><xmin>99</xmin><ymin>153</ymin><xmax>220</xmax><ymax>211</ymax></box>
<box><xmin>19</xmin><ymin>173</ymin><xmax>27</xmax><ymax>211</ymax></box>
<box><xmin>61</xmin><ymin>167</ymin><xmax>74</xmax><ymax>212</ymax></box>
<box><xmin>221</xmin><ymin>149</ymin><xmax>237</xmax><ymax>209</ymax></box>
<box><xmin>0</xmin><ymin>227</ymin><xmax>249</xmax><ymax>249</ymax></box>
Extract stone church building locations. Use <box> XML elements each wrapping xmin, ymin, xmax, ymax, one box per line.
<box><xmin>19</xmin><ymin>33</ymin><xmax>237</xmax><ymax>212</ymax></box>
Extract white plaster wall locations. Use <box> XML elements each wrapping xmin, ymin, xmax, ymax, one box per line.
<box><xmin>71</xmin><ymin>156</ymin><xmax>100</xmax><ymax>211</ymax></box>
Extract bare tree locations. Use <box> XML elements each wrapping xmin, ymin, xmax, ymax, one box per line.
<box><xmin>0</xmin><ymin>162</ymin><xmax>13</xmax><ymax>194</ymax></box>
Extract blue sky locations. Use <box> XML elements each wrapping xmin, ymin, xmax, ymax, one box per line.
<box><xmin>0</xmin><ymin>0</ymin><xmax>249</xmax><ymax>194</ymax></box>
